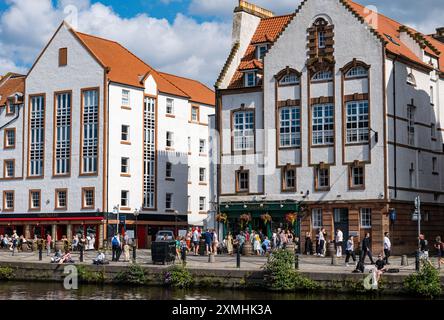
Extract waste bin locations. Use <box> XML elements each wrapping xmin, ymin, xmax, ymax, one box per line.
<box><xmin>199</xmin><ymin>239</ymin><xmax>206</xmax><ymax>255</ymax></box>
<box><xmin>151</xmin><ymin>241</ymin><xmax>176</xmax><ymax>265</ymax></box>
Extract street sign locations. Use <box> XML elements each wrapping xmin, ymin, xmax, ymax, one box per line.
<box><xmin>119</xmin><ymin>215</ymin><xmax>126</xmax><ymax>224</ymax></box>
<box><xmin>389</xmin><ymin>209</ymin><xmax>397</xmax><ymax>222</ymax></box>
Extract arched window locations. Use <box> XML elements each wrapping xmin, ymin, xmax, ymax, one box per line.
<box><xmin>312</xmin><ymin>70</ymin><xmax>333</xmax><ymax>82</ymax></box>
<box><xmin>279</xmin><ymin>73</ymin><xmax>300</xmax><ymax>85</ymax></box>
<box><xmin>345</xmin><ymin>66</ymin><xmax>368</xmax><ymax>79</ymax></box>
<box><xmin>407</xmin><ymin>73</ymin><xmax>416</xmax><ymax>86</ymax></box>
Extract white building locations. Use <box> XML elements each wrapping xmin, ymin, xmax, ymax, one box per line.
<box><xmin>0</xmin><ymin>22</ymin><xmax>214</xmax><ymax>248</ymax></box>
<box><xmin>215</xmin><ymin>0</ymin><xmax>444</xmax><ymax>254</ymax></box>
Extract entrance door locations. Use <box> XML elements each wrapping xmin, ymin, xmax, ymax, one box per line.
<box><xmin>334</xmin><ymin>208</ymin><xmax>349</xmax><ymax>250</ymax></box>
<box><xmin>137</xmin><ymin>226</ymin><xmax>147</xmax><ymax>249</ymax></box>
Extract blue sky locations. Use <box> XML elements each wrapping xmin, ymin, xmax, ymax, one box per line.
<box><xmin>0</xmin><ymin>0</ymin><xmax>442</xmax><ymax>86</ymax></box>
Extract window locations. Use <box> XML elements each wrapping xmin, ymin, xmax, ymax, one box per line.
<box><xmin>199</xmin><ymin>168</ymin><xmax>206</xmax><ymax>182</ymax></box>
<box><xmin>166</xmin><ymin>131</ymin><xmax>174</xmax><ymax>148</ymax></box>
<box><xmin>350</xmin><ymin>164</ymin><xmax>365</xmax><ymax>188</ymax></box>
<box><xmin>360</xmin><ymin>208</ymin><xmax>372</xmax><ymax>228</ymax></box>
<box><xmin>81</xmin><ymin>89</ymin><xmax>98</xmax><ymax>174</ymax></box>
<box><xmin>236</xmin><ymin>169</ymin><xmax>249</xmax><ymax>193</ymax></box>
<box><xmin>122</xmin><ymin>89</ymin><xmax>130</xmax><ymax>106</ymax></box>
<box><xmin>166</xmin><ymin>98</ymin><xmax>174</xmax><ymax>115</ymax></box>
<box><xmin>279</xmin><ymin>107</ymin><xmax>301</xmax><ymax>147</ymax></box>
<box><xmin>433</xmin><ymin>157</ymin><xmax>438</xmax><ymax>173</ymax></box>
<box><xmin>166</xmin><ymin>162</ymin><xmax>173</xmax><ymax>178</ymax></box>
<box><xmin>54</xmin><ymin>92</ymin><xmax>71</xmax><ymax>175</ymax></box>
<box><xmin>29</xmin><ymin>95</ymin><xmax>45</xmax><ymax>177</ymax></box>
<box><xmin>143</xmin><ymin>97</ymin><xmax>156</xmax><ymax>209</ymax></box>
<box><xmin>6</xmin><ymin>102</ymin><xmax>15</xmax><ymax>115</ymax></box>
<box><xmin>244</xmin><ymin>71</ymin><xmax>256</xmax><ymax>87</ymax></box>
<box><xmin>282</xmin><ymin>166</ymin><xmax>296</xmax><ymax>191</ymax></box>
<box><xmin>312</xmin><ymin>209</ymin><xmax>322</xmax><ymax>228</ymax></box>
<box><xmin>188</xmin><ymin>137</ymin><xmax>192</xmax><ymax>153</ymax></box>
<box><xmin>312</xmin><ymin>104</ymin><xmax>334</xmax><ymax>145</ymax></box>
<box><xmin>199</xmin><ymin>139</ymin><xmax>206</xmax><ymax>153</ymax></box>
<box><xmin>409</xmin><ymin>166</ymin><xmax>415</xmax><ymax>188</ymax></box>
<box><xmin>430</xmin><ymin>86</ymin><xmax>434</xmax><ymax>104</ymax></box>
<box><xmin>279</xmin><ymin>74</ymin><xmax>299</xmax><ymax>85</ymax></box>
<box><xmin>3</xmin><ymin>191</ymin><xmax>14</xmax><ymax>211</ymax></box>
<box><xmin>233</xmin><ymin>111</ymin><xmax>254</xmax><ymax>151</ymax></box>
<box><xmin>166</xmin><ymin>193</ymin><xmax>173</xmax><ymax>209</ymax></box>
<box><xmin>29</xmin><ymin>190</ymin><xmax>41</xmax><ymax>210</ymax></box>
<box><xmin>315</xmin><ymin>166</ymin><xmax>330</xmax><ymax>190</ymax></box>
<box><xmin>312</xmin><ymin>70</ymin><xmax>332</xmax><ymax>82</ymax></box>
<box><xmin>431</xmin><ymin>123</ymin><xmax>436</xmax><ymax>139</ymax></box>
<box><xmin>56</xmin><ymin>189</ymin><xmax>67</xmax><ymax>209</ymax></box>
<box><xmin>406</xmin><ymin>73</ymin><xmax>416</xmax><ymax>86</ymax></box>
<box><xmin>121</xmin><ymin>125</ymin><xmax>130</xmax><ymax>142</ymax></box>
<box><xmin>318</xmin><ymin>31</ymin><xmax>326</xmax><ymax>48</ymax></box>
<box><xmin>4</xmin><ymin>160</ymin><xmax>14</xmax><ymax>178</ymax></box>
<box><xmin>4</xmin><ymin>128</ymin><xmax>15</xmax><ymax>149</ymax></box>
<box><xmin>256</xmin><ymin>44</ymin><xmax>268</xmax><ymax>60</ymax></box>
<box><xmin>199</xmin><ymin>197</ymin><xmax>206</xmax><ymax>211</ymax></box>
<box><xmin>59</xmin><ymin>48</ymin><xmax>67</xmax><ymax>66</ymax></box>
<box><xmin>346</xmin><ymin>101</ymin><xmax>369</xmax><ymax>143</ymax></box>
<box><xmin>82</xmin><ymin>188</ymin><xmax>95</xmax><ymax>209</ymax></box>
<box><xmin>121</xmin><ymin>157</ymin><xmax>129</xmax><ymax>174</ymax></box>
<box><xmin>345</xmin><ymin>66</ymin><xmax>368</xmax><ymax>78</ymax></box>
<box><xmin>121</xmin><ymin>190</ymin><xmax>129</xmax><ymax>207</ymax></box>
<box><xmin>191</xmin><ymin>106</ymin><xmax>199</xmax><ymax>122</ymax></box>
<box><xmin>407</xmin><ymin>105</ymin><xmax>415</xmax><ymax>146</ymax></box>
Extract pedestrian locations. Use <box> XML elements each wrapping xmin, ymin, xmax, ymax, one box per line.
<box><xmin>186</xmin><ymin>230</ymin><xmax>192</xmax><ymax>250</ymax></box>
<box><xmin>272</xmin><ymin>230</ymin><xmax>278</xmax><ymax>250</ymax></box>
<box><xmin>203</xmin><ymin>229</ymin><xmax>213</xmax><ymax>255</ymax></box>
<box><xmin>279</xmin><ymin>230</ymin><xmax>287</xmax><ymax>249</ymax></box>
<box><xmin>11</xmin><ymin>231</ymin><xmax>18</xmax><ymax>256</ymax></box>
<box><xmin>123</xmin><ymin>240</ymin><xmax>130</xmax><ymax>262</ymax></box>
<box><xmin>253</xmin><ymin>234</ymin><xmax>262</xmax><ymax>255</ymax></box>
<box><xmin>262</xmin><ymin>236</ymin><xmax>271</xmax><ymax>255</ymax></box>
<box><xmin>226</xmin><ymin>232</ymin><xmax>233</xmax><ymax>255</ymax></box>
<box><xmin>360</xmin><ymin>233</ymin><xmax>374</xmax><ymax>264</ymax></box>
<box><xmin>212</xmin><ymin>229</ymin><xmax>219</xmax><ymax>255</ymax></box>
<box><xmin>335</xmin><ymin>228</ymin><xmax>343</xmax><ymax>257</ymax></box>
<box><xmin>434</xmin><ymin>236</ymin><xmax>444</xmax><ymax>269</ymax></box>
<box><xmin>345</xmin><ymin>236</ymin><xmax>356</xmax><ymax>267</ymax></box>
<box><xmin>192</xmin><ymin>228</ymin><xmax>200</xmax><ymax>256</ymax></box>
<box><xmin>383</xmin><ymin>232</ymin><xmax>391</xmax><ymax>265</ymax></box>
<box><xmin>111</xmin><ymin>233</ymin><xmax>120</xmax><ymax>261</ymax></box>
<box><xmin>46</xmin><ymin>232</ymin><xmax>52</xmax><ymax>257</ymax></box>
<box><xmin>236</xmin><ymin>231</ymin><xmax>245</xmax><ymax>253</ymax></box>
<box><xmin>180</xmin><ymin>237</ymin><xmax>188</xmax><ymax>264</ymax></box>
<box><xmin>375</xmin><ymin>254</ymin><xmax>387</xmax><ymax>282</ymax></box>
<box><xmin>304</xmin><ymin>232</ymin><xmax>313</xmax><ymax>255</ymax></box>
<box><xmin>419</xmin><ymin>233</ymin><xmax>428</xmax><ymax>258</ymax></box>
<box><xmin>317</xmin><ymin>228</ymin><xmax>325</xmax><ymax>257</ymax></box>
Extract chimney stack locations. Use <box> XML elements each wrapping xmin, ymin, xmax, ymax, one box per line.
<box><xmin>432</xmin><ymin>27</ymin><xmax>444</xmax><ymax>44</ymax></box>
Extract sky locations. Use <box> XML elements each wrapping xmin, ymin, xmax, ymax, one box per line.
<box><xmin>0</xmin><ymin>0</ymin><xmax>443</xmax><ymax>87</ymax></box>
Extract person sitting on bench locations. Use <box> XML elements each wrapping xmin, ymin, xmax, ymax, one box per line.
<box><xmin>375</xmin><ymin>254</ymin><xmax>387</xmax><ymax>282</ymax></box>
<box><xmin>59</xmin><ymin>250</ymin><xmax>74</xmax><ymax>264</ymax></box>
<box><xmin>93</xmin><ymin>250</ymin><xmax>108</xmax><ymax>265</ymax></box>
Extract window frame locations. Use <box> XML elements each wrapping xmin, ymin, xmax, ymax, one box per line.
<box><xmin>244</xmin><ymin>71</ymin><xmax>257</xmax><ymax>87</ymax></box>
<box><xmin>282</xmin><ymin>165</ymin><xmax>297</xmax><ymax>192</ymax></box>
<box><xmin>349</xmin><ymin>163</ymin><xmax>365</xmax><ymax>190</ymax></box>
<box><xmin>59</xmin><ymin>48</ymin><xmax>68</xmax><ymax>67</ymax></box>
<box><xmin>166</xmin><ymin>98</ymin><xmax>174</xmax><ymax>115</ymax></box>
<box><xmin>55</xmin><ymin>188</ymin><xmax>68</xmax><ymax>210</ymax></box>
<box><xmin>199</xmin><ymin>139</ymin><xmax>206</xmax><ymax>154</ymax></box>
<box><xmin>312</xmin><ymin>208</ymin><xmax>323</xmax><ymax>229</ymax></box>
<box><xmin>232</xmin><ymin>109</ymin><xmax>255</xmax><ymax>153</ymax></box>
<box><xmin>165</xmin><ymin>193</ymin><xmax>173</xmax><ymax>210</ymax></box>
<box><xmin>314</xmin><ymin>165</ymin><xmax>330</xmax><ymax>191</ymax></box>
<box><xmin>311</xmin><ymin>103</ymin><xmax>334</xmax><ymax>146</ymax></box>
<box><xmin>53</xmin><ymin>90</ymin><xmax>72</xmax><ymax>177</ymax></box>
<box><xmin>29</xmin><ymin>189</ymin><xmax>41</xmax><ymax>211</ymax></box>
<box><xmin>407</xmin><ymin>105</ymin><xmax>415</xmax><ymax>146</ymax></box>
<box><xmin>28</xmin><ymin>94</ymin><xmax>45</xmax><ymax>178</ymax></box>
<box><xmin>166</xmin><ymin>162</ymin><xmax>173</xmax><ymax>178</ymax></box>
<box><xmin>4</xmin><ymin>128</ymin><xmax>16</xmax><ymax>149</ymax></box>
<box><xmin>121</xmin><ymin>157</ymin><xmax>130</xmax><ymax>175</ymax></box>
<box><xmin>80</xmin><ymin>88</ymin><xmax>99</xmax><ymax>175</ymax></box>
<box><xmin>311</xmin><ymin>70</ymin><xmax>333</xmax><ymax>82</ymax></box>
<box><xmin>279</xmin><ymin>106</ymin><xmax>301</xmax><ymax>148</ymax></box>
<box><xmin>166</xmin><ymin>131</ymin><xmax>174</xmax><ymax>148</ymax></box>
<box><xmin>199</xmin><ymin>167</ymin><xmax>206</xmax><ymax>183</ymax></box>
<box><xmin>278</xmin><ymin>73</ymin><xmax>300</xmax><ymax>86</ymax></box>
<box><xmin>199</xmin><ymin>196</ymin><xmax>206</xmax><ymax>212</ymax></box>
<box><xmin>360</xmin><ymin>208</ymin><xmax>372</xmax><ymax>229</ymax></box>
<box><xmin>235</xmin><ymin>168</ymin><xmax>250</xmax><ymax>193</ymax></box>
<box><xmin>3</xmin><ymin>159</ymin><xmax>15</xmax><ymax>178</ymax></box>
<box><xmin>121</xmin><ymin>190</ymin><xmax>129</xmax><ymax>208</ymax></box>
<box><xmin>256</xmin><ymin>44</ymin><xmax>268</xmax><ymax>60</ymax></box>
<box><xmin>3</xmin><ymin>190</ymin><xmax>14</xmax><ymax>211</ymax></box>
<box><xmin>345</xmin><ymin>66</ymin><xmax>368</xmax><ymax>79</ymax></box>
<box><xmin>121</xmin><ymin>89</ymin><xmax>130</xmax><ymax>107</ymax></box>
<box><xmin>345</xmin><ymin>100</ymin><xmax>369</xmax><ymax>144</ymax></box>
<box><xmin>81</xmin><ymin>187</ymin><xmax>95</xmax><ymax>210</ymax></box>
<box><xmin>191</xmin><ymin>106</ymin><xmax>200</xmax><ymax>122</ymax></box>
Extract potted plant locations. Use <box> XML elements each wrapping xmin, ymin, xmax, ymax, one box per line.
<box><xmin>285</xmin><ymin>213</ymin><xmax>297</xmax><ymax>226</ymax></box>
<box><xmin>216</xmin><ymin>213</ymin><xmax>228</xmax><ymax>224</ymax></box>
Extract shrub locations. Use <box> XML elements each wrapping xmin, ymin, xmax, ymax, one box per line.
<box><xmin>114</xmin><ymin>264</ymin><xmax>148</xmax><ymax>285</ymax></box>
<box><xmin>77</xmin><ymin>266</ymin><xmax>105</xmax><ymax>283</ymax></box>
<box><xmin>264</xmin><ymin>249</ymin><xmax>319</xmax><ymax>291</ymax></box>
<box><xmin>164</xmin><ymin>265</ymin><xmax>194</xmax><ymax>288</ymax></box>
<box><xmin>404</xmin><ymin>260</ymin><xmax>442</xmax><ymax>298</ymax></box>
<box><xmin>0</xmin><ymin>267</ymin><xmax>14</xmax><ymax>280</ymax></box>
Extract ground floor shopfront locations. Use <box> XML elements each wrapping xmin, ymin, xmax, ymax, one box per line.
<box><xmin>219</xmin><ymin>200</ymin><xmax>444</xmax><ymax>255</ymax></box>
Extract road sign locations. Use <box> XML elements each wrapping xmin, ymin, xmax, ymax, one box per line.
<box><xmin>119</xmin><ymin>215</ymin><xmax>126</xmax><ymax>224</ymax></box>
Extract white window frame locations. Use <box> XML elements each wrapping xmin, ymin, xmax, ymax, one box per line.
<box><xmin>345</xmin><ymin>66</ymin><xmax>368</xmax><ymax>78</ymax></box>
<box><xmin>351</xmin><ymin>165</ymin><xmax>364</xmax><ymax>187</ymax></box>
<box><xmin>4</xmin><ymin>192</ymin><xmax>14</xmax><ymax>210</ymax></box>
<box><xmin>244</xmin><ymin>71</ymin><xmax>256</xmax><ymax>87</ymax></box>
<box><xmin>121</xmin><ymin>190</ymin><xmax>129</xmax><ymax>207</ymax></box>
<box><xmin>191</xmin><ymin>106</ymin><xmax>199</xmax><ymax>122</ymax></box>
<box><xmin>312</xmin><ymin>104</ymin><xmax>334</xmax><ymax>145</ymax></box>
<box><xmin>284</xmin><ymin>167</ymin><xmax>296</xmax><ymax>190</ymax></box>
<box><xmin>29</xmin><ymin>95</ymin><xmax>44</xmax><ymax>176</ymax></box>
<box><xmin>166</xmin><ymin>98</ymin><xmax>174</xmax><ymax>115</ymax></box>
<box><xmin>199</xmin><ymin>139</ymin><xmax>206</xmax><ymax>153</ymax></box>
<box><xmin>279</xmin><ymin>74</ymin><xmax>300</xmax><ymax>85</ymax></box>
<box><xmin>279</xmin><ymin>106</ymin><xmax>301</xmax><ymax>147</ymax></box>
<box><xmin>83</xmin><ymin>189</ymin><xmax>94</xmax><ymax>208</ymax></box>
<box><xmin>237</xmin><ymin>170</ymin><xmax>249</xmax><ymax>192</ymax></box>
<box><xmin>318</xmin><ymin>31</ymin><xmax>326</xmax><ymax>49</ymax></box>
<box><xmin>199</xmin><ymin>168</ymin><xmax>206</xmax><ymax>182</ymax></box>
<box><xmin>143</xmin><ymin>97</ymin><xmax>156</xmax><ymax>209</ymax></box>
<box><xmin>5</xmin><ymin>160</ymin><xmax>14</xmax><ymax>178</ymax></box>
<box><xmin>81</xmin><ymin>89</ymin><xmax>98</xmax><ymax>174</ymax></box>
<box><xmin>316</xmin><ymin>167</ymin><xmax>330</xmax><ymax>189</ymax></box>
<box><xmin>233</xmin><ymin>111</ymin><xmax>254</xmax><ymax>151</ymax></box>
<box><xmin>312</xmin><ymin>70</ymin><xmax>332</xmax><ymax>82</ymax></box>
<box><xmin>30</xmin><ymin>191</ymin><xmax>40</xmax><ymax>209</ymax></box>
<box><xmin>256</xmin><ymin>44</ymin><xmax>268</xmax><ymax>60</ymax></box>
<box><xmin>346</xmin><ymin>100</ymin><xmax>369</xmax><ymax>143</ymax></box>
<box><xmin>5</xmin><ymin>129</ymin><xmax>15</xmax><ymax>148</ymax></box>
<box><xmin>56</xmin><ymin>190</ymin><xmax>67</xmax><ymax>209</ymax></box>
<box><xmin>54</xmin><ymin>92</ymin><xmax>71</xmax><ymax>175</ymax></box>
<box><xmin>199</xmin><ymin>197</ymin><xmax>206</xmax><ymax>211</ymax></box>
<box><xmin>360</xmin><ymin>208</ymin><xmax>372</xmax><ymax>229</ymax></box>
<box><xmin>312</xmin><ymin>208</ymin><xmax>322</xmax><ymax>228</ymax></box>
<box><xmin>122</xmin><ymin>89</ymin><xmax>130</xmax><ymax>106</ymax></box>
<box><xmin>407</xmin><ymin>73</ymin><xmax>416</xmax><ymax>86</ymax></box>
<box><xmin>121</xmin><ymin>125</ymin><xmax>130</xmax><ymax>142</ymax></box>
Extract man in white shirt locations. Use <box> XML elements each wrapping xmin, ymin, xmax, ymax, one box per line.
<box><xmin>383</xmin><ymin>232</ymin><xmax>391</xmax><ymax>265</ymax></box>
<box><xmin>335</xmin><ymin>228</ymin><xmax>344</xmax><ymax>257</ymax></box>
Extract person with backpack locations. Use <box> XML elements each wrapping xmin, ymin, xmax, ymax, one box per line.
<box><xmin>111</xmin><ymin>233</ymin><xmax>121</xmax><ymax>261</ymax></box>
<box><xmin>360</xmin><ymin>233</ymin><xmax>374</xmax><ymax>264</ymax></box>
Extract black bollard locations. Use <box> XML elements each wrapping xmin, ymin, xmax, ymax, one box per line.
<box><xmin>133</xmin><ymin>244</ymin><xmax>137</xmax><ymax>263</ymax></box>
<box><xmin>38</xmin><ymin>248</ymin><xmax>42</xmax><ymax>261</ymax></box>
<box><xmin>181</xmin><ymin>247</ymin><xmax>187</xmax><ymax>266</ymax></box>
<box><xmin>236</xmin><ymin>246</ymin><xmax>241</xmax><ymax>268</ymax></box>
<box><xmin>295</xmin><ymin>253</ymin><xmax>299</xmax><ymax>270</ymax></box>
<box><xmin>415</xmin><ymin>250</ymin><xmax>420</xmax><ymax>271</ymax></box>
<box><xmin>80</xmin><ymin>246</ymin><xmax>84</xmax><ymax>263</ymax></box>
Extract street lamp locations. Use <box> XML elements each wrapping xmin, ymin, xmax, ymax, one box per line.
<box><xmin>174</xmin><ymin>210</ymin><xmax>179</xmax><ymax>236</ymax></box>
<box><xmin>133</xmin><ymin>208</ymin><xmax>141</xmax><ymax>262</ymax></box>
<box><xmin>113</xmin><ymin>205</ymin><xmax>120</xmax><ymax>236</ymax></box>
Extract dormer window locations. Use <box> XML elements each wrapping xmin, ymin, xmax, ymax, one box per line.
<box><xmin>256</xmin><ymin>44</ymin><xmax>269</xmax><ymax>60</ymax></box>
<box><xmin>312</xmin><ymin>70</ymin><xmax>333</xmax><ymax>82</ymax></box>
<box><xmin>245</xmin><ymin>71</ymin><xmax>257</xmax><ymax>87</ymax></box>
<box><xmin>6</xmin><ymin>99</ymin><xmax>15</xmax><ymax>115</ymax></box>
<box><xmin>345</xmin><ymin>66</ymin><xmax>368</xmax><ymax>78</ymax></box>
<box><xmin>407</xmin><ymin>73</ymin><xmax>416</xmax><ymax>86</ymax></box>
<box><xmin>279</xmin><ymin>74</ymin><xmax>300</xmax><ymax>85</ymax></box>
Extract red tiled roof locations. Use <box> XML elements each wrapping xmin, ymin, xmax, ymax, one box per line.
<box><xmin>0</xmin><ymin>74</ymin><xmax>25</xmax><ymax>106</ymax></box>
<box><xmin>159</xmin><ymin>72</ymin><xmax>215</xmax><ymax>106</ymax></box>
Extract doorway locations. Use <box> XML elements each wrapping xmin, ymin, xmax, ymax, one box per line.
<box><xmin>334</xmin><ymin>208</ymin><xmax>349</xmax><ymax>250</ymax></box>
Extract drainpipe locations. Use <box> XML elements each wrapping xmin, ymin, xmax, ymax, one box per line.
<box><xmin>393</xmin><ymin>57</ymin><xmax>398</xmax><ymax>198</ymax></box>
<box><xmin>0</xmin><ymin>104</ymin><xmax>21</xmax><ymax>130</ymax></box>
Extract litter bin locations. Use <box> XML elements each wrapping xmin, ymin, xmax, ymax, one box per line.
<box><xmin>151</xmin><ymin>230</ymin><xmax>176</xmax><ymax>265</ymax></box>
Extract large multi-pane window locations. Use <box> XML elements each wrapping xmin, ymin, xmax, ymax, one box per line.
<box><xmin>29</xmin><ymin>95</ymin><xmax>45</xmax><ymax>176</ymax></box>
<box><xmin>407</xmin><ymin>105</ymin><xmax>415</xmax><ymax>146</ymax></box>
<box><xmin>143</xmin><ymin>97</ymin><xmax>156</xmax><ymax>209</ymax></box>
<box><xmin>279</xmin><ymin>74</ymin><xmax>299</xmax><ymax>86</ymax></box>
<box><xmin>346</xmin><ymin>100</ymin><xmax>369</xmax><ymax>143</ymax></box>
<box><xmin>233</xmin><ymin>111</ymin><xmax>254</xmax><ymax>151</ymax></box>
<box><xmin>312</xmin><ymin>71</ymin><xmax>332</xmax><ymax>82</ymax></box>
<box><xmin>312</xmin><ymin>209</ymin><xmax>322</xmax><ymax>228</ymax></box>
<box><xmin>54</xmin><ymin>92</ymin><xmax>71</xmax><ymax>175</ymax></box>
<box><xmin>345</xmin><ymin>66</ymin><xmax>368</xmax><ymax>78</ymax></box>
<box><xmin>81</xmin><ymin>89</ymin><xmax>98</xmax><ymax>174</ymax></box>
<box><xmin>312</xmin><ymin>104</ymin><xmax>334</xmax><ymax>145</ymax></box>
<box><xmin>360</xmin><ymin>208</ymin><xmax>372</xmax><ymax>228</ymax></box>
<box><xmin>279</xmin><ymin>107</ymin><xmax>301</xmax><ymax>147</ymax></box>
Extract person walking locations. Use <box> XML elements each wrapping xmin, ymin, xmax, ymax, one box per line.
<box><xmin>345</xmin><ymin>236</ymin><xmax>356</xmax><ymax>267</ymax></box>
<box><xmin>123</xmin><ymin>239</ymin><xmax>130</xmax><ymax>262</ymax></box>
<box><xmin>212</xmin><ymin>229</ymin><xmax>219</xmax><ymax>255</ymax></box>
<box><xmin>111</xmin><ymin>233</ymin><xmax>120</xmax><ymax>262</ymax></box>
<box><xmin>226</xmin><ymin>232</ymin><xmax>233</xmax><ymax>255</ymax></box>
<box><xmin>335</xmin><ymin>228</ymin><xmax>343</xmax><ymax>257</ymax></box>
<box><xmin>203</xmin><ymin>229</ymin><xmax>213</xmax><ymax>255</ymax></box>
<box><xmin>434</xmin><ymin>236</ymin><xmax>444</xmax><ymax>269</ymax></box>
<box><xmin>46</xmin><ymin>232</ymin><xmax>52</xmax><ymax>257</ymax></box>
<box><xmin>419</xmin><ymin>233</ymin><xmax>428</xmax><ymax>258</ymax></box>
<box><xmin>383</xmin><ymin>232</ymin><xmax>391</xmax><ymax>265</ymax></box>
<box><xmin>317</xmin><ymin>228</ymin><xmax>325</xmax><ymax>257</ymax></box>
<box><xmin>192</xmin><ymin>228</ymin><xmax>200</xmax><ymax>256</ymax></box>
<box><xmin>304</xmin><ymin>232</ymin><xmax>313</xmax><ymax>255</ymax></box>
<box><xmin>360</xmin><ymin>233</ymin><xmax>374</xmax><ymax>264</ymax></box>
<box><xmin>11</xmin><ymin>231</ymin><xmax>18</xmax><ymax>256</ymax></box>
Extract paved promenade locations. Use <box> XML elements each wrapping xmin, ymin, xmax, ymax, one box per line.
<box><xmin>0</xmin><ymin>249</ymin><xmax>441</xmax><ymax>275</ymax></box>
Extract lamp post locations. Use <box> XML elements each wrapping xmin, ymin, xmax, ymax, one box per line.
<box><xmin>174</xmin><ymin>210</ymin><xmax>179</xmax><ymax>237</ymax></box>
<box><xmin>133</xmin><ymin>208</ymin><xmax>140</xmax><ymax>263</ymax></box>
<box><xmin>113</xmin><ymin>205</ymin><xmax>119</xmax><ymax>236</ymax></box>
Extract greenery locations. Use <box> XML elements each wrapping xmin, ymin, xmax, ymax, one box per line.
<box><xmin>0</xmin><ymin>267</ymin><xmax>14</xmax><ymax>280</ymax></box>
<box><xmin>264</xmin><ymin>250</ymin><xmax>319</xmax><ymax>291</ymax></box>
<box><xmin>114</xmin><ymin>264</ymin><xmax>148</xmax><ymax>285</ymax></box>
<box><xmin>404</xmin><ymin>260</ymin><xmax>442</xmax><ymax>298</ymax></box>
<box><xmin>164</xmin><ymin>265</ymin><xmax>194</xmax><ymax>288</ymax></box>
<box><xmin>77</xmin><ymin>266</ymin><xmax>105</xmax><ymax>283</ymax></box>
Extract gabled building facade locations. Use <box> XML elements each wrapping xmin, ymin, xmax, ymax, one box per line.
<box><xmin>0</xmin><ymin>22</ymin><xmax>214</xmax><ymax>248</ymax></box>
<box><xmin>216</xmin><ymin>0</ymin><xmax>444</xmax><ymax>254</ymax></box>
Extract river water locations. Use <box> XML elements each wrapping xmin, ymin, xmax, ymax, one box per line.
<box><xmin>0</xmin><ymin>281</ymin><xmax>426</xmax><ymax>300</ymax></box>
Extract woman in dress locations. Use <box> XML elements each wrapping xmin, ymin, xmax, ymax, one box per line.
<box><xmin>226</xmin><ymin>232</ymin><xmax>234</xmax><ymax>255</ymax></box>
<box><xmin>253</xmin><ymin>234</ymin><xmax>262</xmax><ymax>255</ymax></box>
<box><xmin>212</xmin><ymin>229</ymin><xmax>219</xmax><ymax>255</ymax></box>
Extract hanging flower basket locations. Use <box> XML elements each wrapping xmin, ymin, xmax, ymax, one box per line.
<box><xmin>260</xmin><ymin>213</ymin><xmax>272</xmax><ymax>224</ymax></box>
<box><xmin>285</xmin><ymin>213</ymin><xmax>297</xmax><ymax>226</ymax></box>
<box><xmin>216</xmin><ymin>213</ymin><xmax>228</xmax><ymax>224</ymax></box>
<box><xmin>239</xmin><ymin>213</ymin><xmax>252</xmax><ymax>229</ymax></box>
